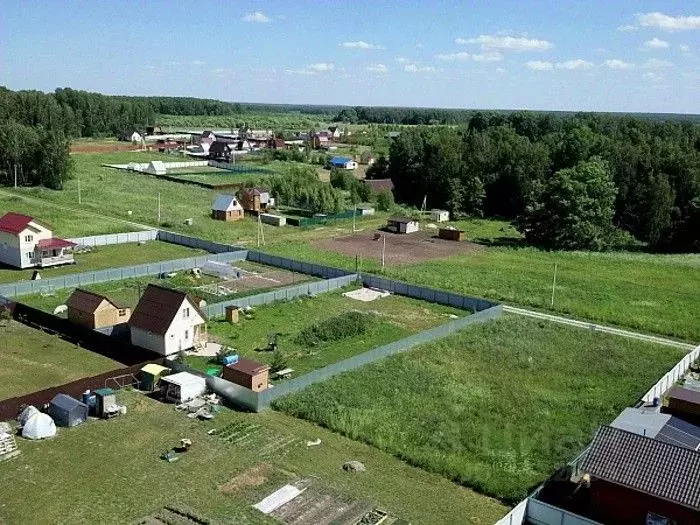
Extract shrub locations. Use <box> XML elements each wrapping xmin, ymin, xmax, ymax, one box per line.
<box><xmin>296</xmin><ymin>311</ymin><xmax>374</xmax><ymax>347</ymax></box>
<box><xmin>376</xmin><ymin>190</ymin><xmax>395</xmax><ymax>211</ymax></box>
<box><xmin>270</xmin><ymin>350</ymin><xmax>288</xmax><ymax>373</ymax></box>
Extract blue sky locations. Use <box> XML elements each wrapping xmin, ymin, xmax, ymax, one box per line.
<box><xmin>1</xmin><ymin>1</ymin><xmax>698</xmax><ymax>113</ymax></box>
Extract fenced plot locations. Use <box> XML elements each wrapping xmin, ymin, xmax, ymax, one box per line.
<box><xmin>314</xmin><ymin>230</ymin><xmax>482</xmax><ymax>265</ymax></box>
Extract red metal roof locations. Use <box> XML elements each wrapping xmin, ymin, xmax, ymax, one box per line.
<box><xmin>36</xmin><ymin>238</ymin><xmax>76</xmax><ymax>249</ymax></box>
<box><xmin>0</xmin><ymin>212</ymin><xmax>34</xmax><ymax>234</ymax></box>
<box><xmin>226</xmin><ymin>357</ymin><xmax>269</xmax><ymax>376</ymax></box>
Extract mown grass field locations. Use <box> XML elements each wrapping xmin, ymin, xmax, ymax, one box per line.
<box><xmin>0</xmin><ymin>241</ymin><xmax>205</xmax><ymax>284</ymax></box>
<box><xmin>0</xmin><ymin>389</ymin><xmax>507</xmax><ymax>524</ymax></box>
<box><xmin>274</xmin><ymin>315</ymin><xmax>687</xmax><ymax>504</ymax></box>
<box><xmin>190</xmin><ymin>287</ymin><xmax>463</xmax><ymax>376</ymax></box>
<box><xmin>0</xmin><ymin>320</ymin><xmax>122</xmax><ymax>400</ymax></box>
<box><xmin>20</xmin><ymin>260</ymin><xmax>314</xmax><ymax>312</ymax></box>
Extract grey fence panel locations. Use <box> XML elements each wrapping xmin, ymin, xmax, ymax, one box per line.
<box><xmin>68</xmin><ymin>230</ymin><xmax>158</xmax><ymax>247</ymax></box>
<box><xmin>254</xmin><ymin>305</ymin><xmax>502</xmax><ymax>410</ymax></box>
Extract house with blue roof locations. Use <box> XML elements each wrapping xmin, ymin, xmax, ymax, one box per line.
<box><xmin>329</xmin><ymin>156</ymin><xmax>357</xmax><ymax>170</ymax></box>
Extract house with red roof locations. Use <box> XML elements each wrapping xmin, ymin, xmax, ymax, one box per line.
<box><xmin>0</xmin><ymin>212</ymin><xmax>76</xmax><ymax>269</ymax></box>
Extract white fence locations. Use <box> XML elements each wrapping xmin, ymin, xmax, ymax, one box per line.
<box><xmin>103</xmin><ymin>161</ymin><xmax>208</xmax><ymax>171</ymax></box>
<box><xmin>496</xmin><ymin>499</ymin><xmax>601</xmax><ymax>525</ymax></box>
<box><xmin>69</xmin><ymin>230</ymin><xmax>157</xmax><ymax>247</ymax></box>
<box><xmin>495</xmin><ymin>499</ymin><xmax>527</xmax><ymax>525</ymax></box>
<box><xmin>640</xmin><ymin>343</ymin><xmax>700</xmax><ymax>404</ymax></box>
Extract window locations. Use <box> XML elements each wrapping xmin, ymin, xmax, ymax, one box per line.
<box><xmin>26</xmin><ymin>252</ymin><xmax>33</xmax><ymax>260</ymax></box>
<box><xmin>118</xmin><ymin>309</ymin><xmax>126</xmax><ymax>316</ymax></box>
<box><xmin>184</xmin><ymin>330</ymin><xmax>189</xmax><ymax>340</ymax></box>
<box><xmin>183</xmin><ymin>307</ymin><xmax>190</xmax><ymax>319</ymax></box>
<box><xmin>24</xmin><ymin>234</ymin><xmax>33</xmax><ymax>242</ymax></box>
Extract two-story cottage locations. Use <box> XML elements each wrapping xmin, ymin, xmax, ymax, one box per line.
<box><xmin>0</xmin><ymin>213</ymin><xmax>76</xmax><ymax>269</ymax></box>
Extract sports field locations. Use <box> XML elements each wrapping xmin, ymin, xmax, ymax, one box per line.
<box><xmin>0</xmin><ymin>320</ymin><xmax>122</xmax><ymax>401</ymax></box>
<box><xmin>274</xmin><ymin>315</ymin><xmax>687</xmax><ymax>503</ymax></box>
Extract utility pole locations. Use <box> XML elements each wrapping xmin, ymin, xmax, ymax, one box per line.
<box><xmin>551</xmin><ymin>263</ymin><xmax>558</xmax><ymax>308</ymax></box>
<box><xmin>157</xmin><ymin>192</ymin><xmax>161</xmax><ymax>224</ymax></box>
<box><xmin>352</xmin><ymin>207</ymin><xmax>356</xmax><ymax>233</ymax></box>
<box><xmin>78</xmin><ymin>178</ymin><xmax>82</xmax><ymax>205</ymax></box>
<box><xmin>381</xmin><ymin>235</ymin><xmax>386</xmax><ymax>271</ymax></box>
<box><xmin>13</xmin><ymin>165</ymin><xmax>17</xmax><ymax>189</ymax></box>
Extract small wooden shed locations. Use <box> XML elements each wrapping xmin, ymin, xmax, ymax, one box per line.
<box><xmin>225</xmin><ymin>305</ymin><xmax>240</xmax><ymax>323</ymax></box>
<box><xmin>139</xmin><ymin>363</ymin><xmax>171</xmax><ymax>392</ymax></box>
<box><xmin>438</xmin><ymin>228</ymin><xmax>465</xmax><ymax>241</ymax></box>
<box><xmin>222</xmin><ymin>357</ymin><xmax>270</xmax><ymax>392</ymax></box>
<box><xmin>430</xmin><ymin>209</ymin><xmax>450</xmax><ymax>222</ymax></box>
<box><xmin>665</xmin><ymin>386</ymin><xmax>700</xmax><ymax>420</ymax></box>
<box><xmin>66</xmin><ymin>289</ymin><xmax>131</xmax><ymax>329</ymax></box>
<box><xmin>211</xmin><ymin>194</ymin><xmax>244</xmax><ymax>222</ymax></box>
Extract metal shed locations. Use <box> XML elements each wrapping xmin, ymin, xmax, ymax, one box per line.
<box><xmin>48</xmin><ymin>394</ymin><xmax>89</xmax><ymax>427</ymax></box>
<box><xmin>139</xmin><ymin>363</ymin><xmax>171</xmax><ymax>392</ymax></box>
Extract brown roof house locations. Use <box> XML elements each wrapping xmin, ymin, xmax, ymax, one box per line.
<box><xmin>211</xmin><ymin>194</ymin><xmax>244</xmax><ymax>222</ymax></box>
<box><xmin>580</xmin><ymin>425</ymin><xmax>700</xmax><ymax>525</ymax></box>
<box><xmin>240</xmin><ymin>188</ymin><xmax>273</xmax><ymax>213</ymax></box>
<box><xmin>66</xmin><ymin>289</ymin><xmax>131</xmax><ymax>329</ymax></box>
<box><xmin>129</xmin><ymin>284</ymin><xmax>206</xmax><ymax>356</ymax></box>
<box><xmin>222</xmin><ymin>357</ymin><xmax>270</xmax><ymax>392</ymax></box>
<box><xmin>266</xmin><ymin>137</ymin><xmax>286</xmax><ymax>149</ymax></box>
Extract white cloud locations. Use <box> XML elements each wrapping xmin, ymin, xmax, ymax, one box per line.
<box><xmin>308</xmin><ymin>62</ymin><xmax>335</xmax><ymax>72</ymax></box>
<box><xmin>617</xmin><ymin>24</ymin><xmax>638</xmax><ymax>32</ymax></box>
<box><xmin>605</xmin><ymin>59</ymin><xmax>635</xmax><ymax>69</ymax></box>
<box><xmin>242</xmin><ymin>11</ymin><xmax>271</xmax><ymax>23</ymax></box>
<box><xmin>680</xmin><ymin>44</ymin><xmax>691</xmax><ymax>52</ymax></box>
<box><xmin>458</xmin><ymin>34</ymin><xmax>553</xmax><ymax>52</ymax></box>
<box><xmin>556</xmin><ymin>59</ymin><xmax>595</xmax><ymax>70</ymax></box>
<box><xmin>191</xmin><ymin>60</ymin><xmax>205</xmax><ymax>66</ymax></box>
<box><xmin>526</xmin><ymin>60</ymin><xmax>554</xmax><ymax>71</ymax></box>
<box><xmin>473</xmin><ymin>52</ymin><xmax>503</xmax><ymax>62</ymax></box>
<box><xmin>435</xmin><ymin>51</ymin><xmax>502</xmax><ymax>62</ymax></box>
<box><xmin>285</xmin><ymin>63</ymin><xmax>335</xmax><ymax>75</ymax></box>
<box><xmin>436</xmin><ymin>52</ymin><xmax>472</xmax><ymax>61</ymax></box>
<box><xmin>636</xmin><ymin>12</ymin><xmax>700</xmax><ymax>32</ymax></box>
<box><xmin>404</xmin><ymin>64</ymin><xmax>437</xmax><ymax>73</ymax></box>
<box><xmin>395</xmin><ymin>57</ymin><xmax>410</xmax><ymax>63</ymax></box>
<box><xmin>496</xmin><ymin>67</ymin><xmax>506</xmax><ymax>73</ymax></box>
<box><xmin>366</xmin><ymin>63</ymin><xmax>388</xmax><ymax>73</ymax></box>
<box><xmin>643</xmin><ymin>58</ymin><xmax>673</xmax><ymax>69</ymax></box>
<box><xmin>210</xmin><ymin>68</ymin><xmax>227</xmax><ymax>75</ymax></box>
<box><xmin>643</xmin><ymin>37</ymin><xmax>670</xmax><ymax>49</ymax></box>
<box><xmin>340</xmin><ymin>40</ymin><xmax>384</xmax><ymax>50</ymax></box>
<box><xmin>642</xmin><ymin>71</ymin><xmax>663</xmax><ymax>82</ymax></box>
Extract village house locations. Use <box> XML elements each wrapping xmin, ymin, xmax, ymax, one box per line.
<box><xmin>362</xmin><ymin>178</ymin><xmax>394</xmax><ymax>194</ymax></box>
<box><xmin>209</xmin><ymin>140</ymin><xmax>237</xmax><ymax>161</ymax></box>
<box><xmin>386</xmin><ymin>217</ymin><xmax>419</xmax><ymax>234</ymax></box>
<box><xmin>130</xmin><ymin>131</ymin><xmax>143</xmax><ymax>144</ymax></box>
<box><xmin>146</xmin><ymin>125</ymin><xmax>163</xmax><ymax>135</ymax></box>
<box><xmin>128</xmin><ymin>284</ymin><xmax>207</xmax><ymax>356</ymax></box>
<box><xmin>311</xmin><ymin>132</ymin><xmax>330</xmax><ymax>149</ymax></box>
<box><xmin>328</xmin><ymin>126</ymin><xmax>341</xmax><ymax>140</ymax></box>
<box><xmin>580</xmin><ymin>425</ymin><xmax>700</xmax><ymax>525</ymax></box>
<box><xmin>329</xmin><ymin>156</ymin><xmax>358</xmax><ymax>170</ymax></box>
<box><xmin>66</xmin><ymin>289</ymin><xmax>131</xmax><ymax>329</ymax></box>
<box><xmin>222</xmin><ymin>357</ymin><xmax>270</xmax><ymax>392</ymax></box>
<box><xmin>266</xmin><ymin>136</ymin><xmax>286</xmax><ymax>149</ymax></box>
<box><xmin>211</xmin><ymin>194</ymin><xmax>244</xmax><ymax>221</ymax></box>
<box><xmin>240</xmin><ymin>188</ymin><xmax>274</xmax><ymax>213</ymax></box>
<box><xmin>200</xmin><ymin>131</ymin><xmax>216</xmax><ymax>145</ymax></box>
<box><xmin>360</xmin><ymin>150</ymin><xmax>375</xmax><ymax>165</ymax></box>
<box><xmin>0</xmin><ymin>212</ymin><xmax>76</xmax><ymax>269</ymax></box>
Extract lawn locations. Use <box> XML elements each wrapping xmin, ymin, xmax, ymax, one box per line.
<box><xmin>268</xmin><ymin>228</ymin><xmax>700</xmax><ymax>342</ymax></box>
<box><xmin>0</xmin><ymin>320</ymin><xmax>122</xmax><ymax>400</ymax></box>
<box><xmin>273</xmin><ymin>315</ymin><xmax>687</xmax><ymax>504</ymax></box>
<box><xmin>189</xmin><ymin>287</ymin><xmax>464</xmax><ymax>376</ymax></box>
<box><xmin>20</xmin><ymin>260</ymin><xmax>314</xmax><ymax>312</ymax></box>
<box><xmin>0</xmin><ymin>389</ymin><xmax>507</xmax><ymax>524</ymax></box>
<box><xmin>0</xmin><ymin>241</ymin><xmax>206</xmax><ymax>285</ymax></box>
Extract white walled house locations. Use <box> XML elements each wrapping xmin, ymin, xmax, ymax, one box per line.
<box><xmin>430</xmin><ymin>209</ymin><xmax>450</xmax><ymax>222</ymax></box>
<box><xmin>387</xmin><ymin>217</ymin><xmax>420</xmax><ymax>234</ymax></box>
<box><xmin>130</xmin><ymin>131</ymin><xmax>143</xmax><ymax>144</ymax></box>
<box><xmin>0</xmin><ymin>213</ymin><xmax>76</xmax><ymax>269</ymax></box>
<box><xmin>129</xmin><ymin>284</ymin><xmax>206</xmax><ymax>356</ymax></box>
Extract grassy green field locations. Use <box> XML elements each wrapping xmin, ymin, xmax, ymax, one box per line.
<box><xmin>268</xmin><ymin>228</ymin><xmax>700</xmax><ymax>342</ymax></box>
<box><xmin>0</xmin><ymin>192</ymin><xmax>132</xmax><ymax>237</ymax></box>
<box><xmin>0</xmin><ymin>320</ymin><xmax>122</xmax><ymax>400</ymax></box>
<box><xmin>0</xmin><ymin>241</ymin><xmax>205</xmax><ymax>284</ymax></box>
<box><xmin>274</xmin><ymin>315</ymin><xmax>686</xmax><ymax>503</ymax></box>
<box><xmin>190</xmin><ymin>287</ymin><xmax>463</xmax><ymax>376</ymax></box>
<box><xmin>0</xmin><ymin>389</ymin><xmax>507</xmax><ymax>524</ymax></box>
<box><xmin>20</xmin><ymin>260</ymin><xmax>314</xmax><ymax>312</ymax></box>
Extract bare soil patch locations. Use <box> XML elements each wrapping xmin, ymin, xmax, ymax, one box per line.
<box><xmin>70</xmin><ymin>142</ymin><xmax>140</xmax><ymax>153</ymax></box>
<box><xmin>314</xmin><ymin>230</ymin><xmax>482</xmax><ymax>265</ymax></box>
<box><xmin>219</xmin><ymin>463</ymin><xmax>274</xmax><ymax>494</ymax></box>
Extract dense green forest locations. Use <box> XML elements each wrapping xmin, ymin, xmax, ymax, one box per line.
<box><xmin>366</xmin><ymin>112</ymin><xmax>700</xmax><ymax>252</ymax></box>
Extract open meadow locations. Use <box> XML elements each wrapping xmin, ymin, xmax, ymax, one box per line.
<box><xmin>0</xmin><ymin>389</ymin><xmax>507</xmax><ymax>524</ymax></box>
<box><xmin>191</xmin><ymin>287</ymin><xmax>464</xmax><ymax>376</ymax></box>
<box><xmin>0</xmin><ymin>241</ymin><xmax>205</xmax><ymax>284</ymax></box>
<box><xmin>273</xmin><ymin>315</ymin><xmax>687</xmax><ymax>503</ymax></box>
<box><xmin>0</xmin><ymin>320</ymin><xmax>122</xmax><ymax>400</ymax></box>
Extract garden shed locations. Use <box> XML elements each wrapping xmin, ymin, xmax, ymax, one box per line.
<box><xmin>386</xmin><ymin>217</ymin><xmax>419</xmax><ymax>234</ymax></box>
<box><xmin>139</xmin><ymin>363</ymin><xmax>171</xmax><ymax>391</ymax></box>
<box><xmin>211</xmin><ymin>194</ymin><xmax>244</xmax><ymax>222</ymax></box>
<box><xmin>430</xmin><ymin>209</ymin><xmax>449</xmax><ymax>222</ymax></box>
<box><xmin>222</xmin><ymin>357</ymin><xmax>270</xmax><ymax>392</ymax></box>
<box><xmin>161</xmin><ymin>371</ymin><xmax>206</xmax><ymax>403</ymax></box>
<box><xmin>48</xmin><ymin>394</ymin><xmax>89</xmax><ymax>427</ymax></box>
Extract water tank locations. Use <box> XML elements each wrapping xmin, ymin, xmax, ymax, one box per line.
<box><xmin>222</xmin><ymin>354</ymin><xmax>239</xmax><ymax>366</ymax></box>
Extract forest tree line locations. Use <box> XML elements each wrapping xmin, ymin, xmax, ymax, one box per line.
<box><xmin>367</xmin><ymin>112</ymin><xmax>700</xmax><ymax>252</ymax></box>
